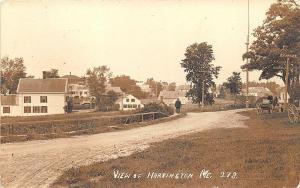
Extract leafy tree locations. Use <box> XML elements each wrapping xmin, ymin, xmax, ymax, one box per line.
<box><xmin>43</xmin><ymin>69</ymin><xmax>59</xmax><ymax>78</ymax></box>
<box><xmin>181</xmin><ymin>42</ymin><xmax>221</xmax><ymax>105</ymax></box>
<box><xmin>110</xmin><ymin>75</ymin><xmax>148</xmax><ymax>99</ymax></box>
<box><xmin>86</xmin><ymin>66</ymin><xmax>111</xmax><ymax>110</ymax></box>
<box><xmin>99</xmin><ymin>90</ymin><xmax>119</xmax><ymax>111</ymax></box>
<box><xmin>146</xmin><ymin>78</ymin><xmax>163</xmax><ymax>97</ymax></box>
<box><xmin>242</xmin><ymin>0</ymin><xmax>300</xmax><ymax>97</ymax></box>
<box><xmin>223</xmin><ymin>72</ymin><xmax>242</xmax><ymax>104</ymax></box>
<box><xmin>1</xmin><ymin>57</ymin><xmax>27</xmax><ymax>94</ymax></box>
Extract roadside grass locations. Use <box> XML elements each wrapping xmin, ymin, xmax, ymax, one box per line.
<box><xmin>52</xmin><ymin>110</ymin><xmax>300</xmax><ymax>188</ymax></box>
<box><xmin>1</xmin><ymin>112</ymin><xmax>186</xmax><ymax>143</ymax></box>
<box><xmin>1</xmin><ymin>111</ymin><xmax>121</xmax><ymax>123</ymax></box>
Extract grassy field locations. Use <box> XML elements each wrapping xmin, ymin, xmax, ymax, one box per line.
<box><xmin>52</xmin><ymin>110</ymin><xmax>300</xmax><ymax>188</ymax></box>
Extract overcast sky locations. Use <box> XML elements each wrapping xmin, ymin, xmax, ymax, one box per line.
<box><xmin>1</xmin><ymin>0</ymin><xmax>283</xmax><ymax>85</ymax></box>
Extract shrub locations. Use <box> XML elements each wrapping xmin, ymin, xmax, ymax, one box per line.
<box><xmin>138</xmin><ymin>103</ymin><xmax>174</xmax><ymax>117</ymax></box>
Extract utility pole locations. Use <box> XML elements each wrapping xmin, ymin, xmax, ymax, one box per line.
<box><xmin>202</xmin><ymin>80</ymin><xmax>205</xmax><ymax>107</ymax></box>
<box><xmin>285</xmin><ymin>57</ymin><xmax>290</xmax><ymax>110</ymax></box>
<box><xmin>245</xmin><ymin>0</ymin><xmax>250</xmax><ymax>108</ymax></box>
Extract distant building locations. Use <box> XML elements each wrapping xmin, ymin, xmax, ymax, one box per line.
<box><xmin>61</xmin><ymin>74</ymin><xmax>83</xmax><ymax>84</ymax></box>
<box><xmin>176</xmin><ymin>84</ymin><xmax>190</xmax><ymax>93</ymax></box>
<box><xmin>1</xmin><ymin>78</ymin><xmax>68</xmax><ymax>116</ymax></box>
<box><xmin>158</xmin><ymin>90</ymin><xmax>189</xmax><ymax>106</ymax></box>
<box><xmin>117</xmin><ymin>94</ymin><xmax>143</xmax><ymax>111</ymax></box>
<box><xmin>242</xmin><ymin>87</ymin><xmax>274</xmax><ymax>98</ymax></box>
<box><xmin>69</xmin><ymin>84</ymin><xmax>89</xmax><ymax>98</ymax></box>
<box><xmin>0</xmin><ymin>95</ymin><xmax>21</xmax><ymax>116</ymax></box>
<box><xmin>106</xmin><ymin>83</ymin><xmax>123</xmax><ymax>94</ymax></box>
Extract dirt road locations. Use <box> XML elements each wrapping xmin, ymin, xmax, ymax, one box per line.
<box><xmin>0</xmin><ymin>110</ymin><xmax>248</xmax><ymax>188</ymax></box>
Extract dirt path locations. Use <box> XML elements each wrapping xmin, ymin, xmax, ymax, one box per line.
<box><xmin>0</xmin><ymin>109</ymin><xmax>248</xmax><ymax>188</ymax></box>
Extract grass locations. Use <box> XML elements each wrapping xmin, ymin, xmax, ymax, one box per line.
<box><xmin>1</xmin><ymin>110</ymin><xmax>121</xmax><ymax>123</ymax></box>
<box><xmin>1</xmin><ymin>112</ymin><xmax>186</xmax><ymax>143</ymax></box>
<box><xmin>52</xmin><ymin>110</ymin><xmax>300</xmax><ymax>188</ymax></box>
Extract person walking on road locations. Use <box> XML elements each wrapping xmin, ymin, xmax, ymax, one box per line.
<box><xmin>175</xmin><ymin>98</ymin><xmax>182</xmax><ymax>113</ymax></box>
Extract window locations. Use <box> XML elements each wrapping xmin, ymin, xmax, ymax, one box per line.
<box><xmin>126</xmin><ymin>99</ymin><xmax>129</xmax><ymax>102</ymax></box>
<box><xmin>40</xmin><ymin>96</ymin><xmax>47</xmax><ymax>103</ymax></box>
<box><xmin>123</xmin><ymin>104</ymin><xmax>128</xmax><ymax>108</ymax></box>
<box><xmin>41</xmin><ymin>106</ymin><xmax>48</xmax><ymax>113</ymax></box>
<box><xmin>128</xmin><ymin>104</ymin><xmax>132</xmax><ymax>108</ymax></box>
<box><xmin>3</xmin><ymin>107</ymin><xmax>10</xmax><ymax>113</ymax></box>
<box><xmin>131</xmin><ymin>99</ymin><xmax>135</xmax><ymax>102</ymax></box>
<box><xmin>132</xmin><ymin>104</ymin><xmax>137</xmax><ymax>108</ymax></box>
<box><xmin>24</xmin><ymin>96</ymin><xmax>31</xmax><ymax>103</ymax></box>
<box><xmin>33</xmin><ymin>106</ymin><xmax>41</xmax><ymax>113</ymax></box>
<box><xmin>24</xmin><ymin>106</ymin><xmax>31</xmax><ymax>113</ymax></box>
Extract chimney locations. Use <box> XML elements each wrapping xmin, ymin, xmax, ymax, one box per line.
<box><xmin>70</xmin><ymin>72</ymin><xmax>71</xmax><ymax>76</ymax></box>
<box><xmin>42</xmin><ymin>71</ymin><xmax>47</xmax><ymax>79</ymax></box>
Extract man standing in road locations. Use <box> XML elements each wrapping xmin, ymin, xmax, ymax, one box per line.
<box><xmin>175</xmin><ymin>98</ymin><xmax>182</xmax><ymax>113</ymax></box>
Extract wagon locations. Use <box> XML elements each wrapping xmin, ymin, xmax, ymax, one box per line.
<box><xmin>256</xmin><ymin>97</ymin><xmax>273</xmax><ymax>115</ymax></box>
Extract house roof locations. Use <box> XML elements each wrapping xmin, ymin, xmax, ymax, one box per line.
<box><xmin>61</xmin><ymin>75</ymin><xmax>82</xmax><ymax>84</ymax></box>
<box><xmin>116</xmin><ymin>94</ymin><xmax>140</xmax><ymax>103</ymax></box>
<box><xmin>1</xmin><ymin>95</ymin><xmax>18</xmax><ymax>106</ymax></box>
<box><xmin>242</xmin><ymin>87</ymin><xmax>274</xmax><ymax>97</ymax></box>
<box><xmin>140</xmin><ymin>98</ymin><xmax>162</xmax><ymax>105</ymax></box>
<box><xmin>176</xmin><ymin>85</ymin><xmax>190</xmax><ymax>91</ymax></box>
<box><xmin>106</xmin><ymin>85</ymin><xmax>122</xmax><ymax>93</ymax></box>
<box><xmin>158</xmin><ymin>90</ymin><xmax>186</xmax><ymax>99</ymax></box>
<box><xmin>17</xmin><ymin>78</ymin><xmax>68</xmax><ymax>93</ymax></box>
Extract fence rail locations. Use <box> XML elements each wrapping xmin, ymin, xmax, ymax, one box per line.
<box><xmin>1</xmin><ymin>111</ymin><xmax>170</xmax><ymax>138</ymax></box>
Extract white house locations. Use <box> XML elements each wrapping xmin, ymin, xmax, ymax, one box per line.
<box><xmin>0</xmin><ymin>95</ymin><xmax>21</xmax><ymax>116</ymax></box>
<box><xmin>117</xmin><ymin>94</ymin><xmax>143</xmax><ymax>111</ymax></box>
<box><xmin>69</xmin><ymin>84</ymin><xmax>89</xmax><ymax>98</ymax></box>
<box><xmin>0</xmin><ymin>78</ymin><xmax>68</xmax><ymax>116</ymax></box>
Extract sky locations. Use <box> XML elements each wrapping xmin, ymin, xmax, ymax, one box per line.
<box><xmin>0</xmin><ymin>0</ymin><xmax>284</xmax><ymax>85</ymax></box>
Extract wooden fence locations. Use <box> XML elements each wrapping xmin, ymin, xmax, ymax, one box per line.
<box><xmin>1</xmin><ymin>111</ymin><xmax>169</xmax><ymax>137</ymax></box>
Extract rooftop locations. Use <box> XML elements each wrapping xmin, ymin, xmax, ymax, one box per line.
<box><xmin>17</xmin><ymin>78</ymin><xmax>68</xmax><ymax>93</ymax></box>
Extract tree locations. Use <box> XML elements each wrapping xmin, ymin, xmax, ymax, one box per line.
<box><xmin>100</xmin><ymin>90</ymin><xmax>119</xmax><ymax>111</ymax></box>
<box><xmin>242</xmin><ymin>0</ymin><xmax>300</xmax><ymax>97</ymax></box>
<box><xmin>146</xmin><ymin>78</ymin><xmax>163</xmax><ymax>97</ymax></box>
<box><xmin>43</xmin><ymin>69</ymin><xmax>59</xmax><ymax>78</ymax></box>
<box><xmin>1</xmin><ymin>57</ymin><xmax>27</xmax><ymax>94</ymax></box>
<box><xmin>110</xmin><ymin>75</ymin><xmax>148</xmax><ymax>99</ymax></box>
<box><xmin>218</xmin><ymin>85</ymin><xmax>226</xmax><ymax>99</ymax></box>
<box><xmin>223</xmin><ymin>72</ymin><xmax>242</xmax><ymax>104</ymax></box>
<box><xmin>181</xmin><ymin>42</ymin><xmax>221</xmax><ymax>105</ymax></box>
<box><xmin>86</xmin><ymin>66</ymin><xmax>111</xmax><ymax>110</ymax></box>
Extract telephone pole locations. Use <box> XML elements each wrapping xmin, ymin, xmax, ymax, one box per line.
<box><xmin>245</xmin><ymin>0</ymin><xmax>250</xmax><ymax>108</ymax></box>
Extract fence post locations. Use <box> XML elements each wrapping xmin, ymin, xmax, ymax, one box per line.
<box><xmin>141</xmin><ymin>114</ymin><xmax>144</xmax><ymax>122</ymax></box>
<box><xmin>52</xmin><ymin>122</ymin><xmax>55</xmax><ymax>134</ymax></box>
<box><xmin>153</xmin><ymin>113</ymin><xmax>155</xmax><ymax>120</ymax></box>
